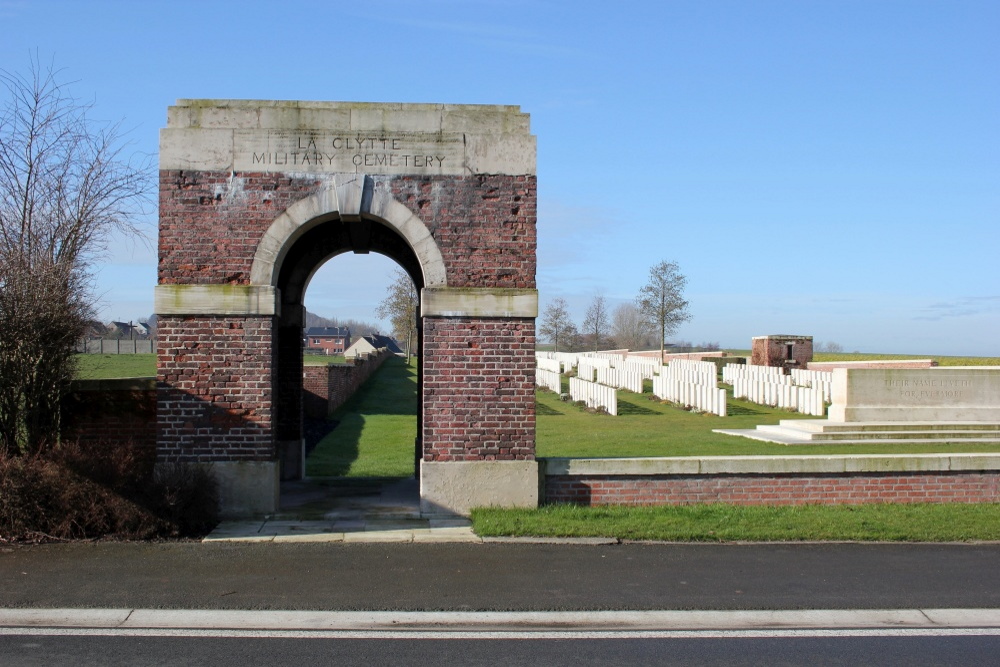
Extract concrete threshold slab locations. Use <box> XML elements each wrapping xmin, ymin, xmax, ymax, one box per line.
<box><xmin>205</xmin><ymin>519</ymin><xmax>479</xmax><ymax>544</ymax></box>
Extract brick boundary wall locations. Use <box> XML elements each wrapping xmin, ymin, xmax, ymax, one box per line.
<box><xmin>627</xmin><ymin>350</ymin><xmax>730</xmax><ymax>363</ymax></box>
<box><xmin>303</xmin><ymin>350</ymin><xmax>393</xmax><ymax>419</ymax></box>
<box><xmin>544</xmin><ymin>472</ymin><xmax>1000</xmax><ymax>506</ymax></box>
<box><xmin>61</xmin><ymin>379</ymin><xmax>158</xmax><ymax>453</ymax></box>
<box><xmin>807</xmin><ymin>360</ymin><xmax>938</xmax><ymax>371</ymax></box>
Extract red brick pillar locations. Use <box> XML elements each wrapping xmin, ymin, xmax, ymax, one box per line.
<box><xmin>418</xmin><ymin>290</ymin><xmax>539</xmax><ymax>516</ymax></box>
<box><xmin>155</xmin><ymin>311</ymin><xmax>278</xmax><ymax>515</ymax></box>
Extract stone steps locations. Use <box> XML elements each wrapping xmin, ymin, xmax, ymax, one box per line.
<box><xmin>779</xmin><ymin>419</ymin><xmax>1000</xmax><ymax>434</ymax></box>
<box><xmin>717</xmin><ymin>420</ymin><xmax>1000</xmax><ymax>446</ymax></box>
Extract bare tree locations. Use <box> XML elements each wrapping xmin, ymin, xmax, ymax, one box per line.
<box><xmin>636</xmin><ymin>260</ymin><xmax>691</xmax><ymax>363</ymax></box>
<box><xmin>142</xmin><ymin>314</ymin><xmax>157</xmax><ymax>343</ymax></box>
<box><xmin>0</xmin><ymin>59</ymin><xmax>151</xmax><ymax>456</ymax></box>
<box><xmin>538</xmin><ymin>297</ymin><xmax>577</xmax><ymax>353</ymax></box>
<box><xmin>375</xmin><ymin>268</ymin><xmax>419</xmax><ymax>363</ymax></box>
<box><xmin>582</xmin><ymin>293</ymin><xmax>610</xmax><ymax>352</ymax></box>
<box><xmin>611</xmin><ymin>302</ymin><xmax>653</xmax><ymax>351</ymax></box>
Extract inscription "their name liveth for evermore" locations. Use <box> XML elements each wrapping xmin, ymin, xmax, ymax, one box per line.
<box><xmin>884</xmin><ymin>378</ymin><xmax>973</xmax><ymax>400</ymax></box>
<box><xmin>233</xmin><ymin>131</ymin><xmax>458</xmax><ymax>173</ymax></box>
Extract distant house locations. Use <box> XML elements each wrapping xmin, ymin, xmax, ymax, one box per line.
<box><xmin>81</xmin><ymin>320</ymin><xmax>107</xmax><ymax>339</ymax></box>
<box><xmin>107</xmin><ymin>321</ymin><xmax>148</xmax><ymax>339</ymax></box>
<box><xmin>344</xmin><ymin>334</ymin><xmax>403</xmax><ymax>359</ymax></box>
<box><xmin>304</xmin><ymin>326</ymin><xmax>351</xmax><ymax>355</ymax></box>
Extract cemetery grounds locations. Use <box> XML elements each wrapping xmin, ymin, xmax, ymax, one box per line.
<box><xmin>72</xmin><ymin>351</ymin><xmax>1000</xmax><ymax>468</ymax></box>
<box><xmin>73</xmin><ymin>352</ymin><xmax>1000</xmax><ymax>541</ymax></box>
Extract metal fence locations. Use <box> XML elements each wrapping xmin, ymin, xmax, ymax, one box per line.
<box><xmin>76</xmin><ymin>339</ymin><xmax>155</xmax><ymax>354</ymax></box>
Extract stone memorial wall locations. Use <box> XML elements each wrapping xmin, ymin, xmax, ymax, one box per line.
<box><xmin>829</xmin><ymin>367</ymin><xmax>1000</xmax><ymax>422</ymax></box>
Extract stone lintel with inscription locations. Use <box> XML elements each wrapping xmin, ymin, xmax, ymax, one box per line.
<box><xmin>160</xmin><ymin>100</ymin><xmax>536</xmax><ymax>176</ymax></box>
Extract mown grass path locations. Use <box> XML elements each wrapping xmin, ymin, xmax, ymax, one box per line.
<box><xmin>306</xmin><ymin>356</ymin><xmax>418</xmax><ymax>478</ymax></box>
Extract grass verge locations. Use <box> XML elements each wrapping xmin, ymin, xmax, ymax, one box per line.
<box><xmin>471</xmin><ymin>503</ymin><xmax>1000</xmax><ymax>542</ymax></box>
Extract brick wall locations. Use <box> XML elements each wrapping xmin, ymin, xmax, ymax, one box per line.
<box><xmin>156</xmin><ymin>315</ymin><xmax>274</xmax><ymax>462</ymax></box>
<box><xmin>807</xmin><ymin>360</ymin><xmax>938</xmax><ymax>371</ymax></box>
<box><xmin>159</xmin><ymin>172</ymin><xmax>537</xmax><ymax>289</ymax></box>
<box><xmin>61</xmin><ymin>379</ymin><xmax>157</xmax><ymax>453</ymax></box>
<box><xmin>422</xmin><ymin>317</ymin><xmax>535</xmax><ymax>461</ymax></box>
<box><xmin>303</xmin><ymin>350</ymin><xmax>393</xmax><ymax>419</ymax></box>
<box><xmin>158</xmin><ymin>171</ymin><xmax>314</xmax><ymax>285</ymax></box>
<box><xmin>388</xmin><ymin>175</ymin><xmax>536</xmax><ymax>289</ymax></box>
<box><xmin>545</xmin><ymin>472</ymin><xmax>1000</xmax><ymax>506</ymax></box>
<box><xmin>158</xmin><ymin>169</ymin><xmax>537</xmax><ymax>463</ymax></box>
<box><xmin>627</xmin><ymin>350</ymin><xmax>730</xmax><ymax>363</ymax></box>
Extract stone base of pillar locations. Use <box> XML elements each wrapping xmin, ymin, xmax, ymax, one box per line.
<box><xmin>419</xmin><ymin>460</ymin><xmax>539</xmax><ymax>517</ymax></box>
<box><xmin>156</xmin><ymin>461</ymin><xmax>280</xmax><ymax>519</ymax></box>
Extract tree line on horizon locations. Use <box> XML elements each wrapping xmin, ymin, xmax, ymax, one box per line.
<box><xmin>539</xmin><ymin>260</ymin><xmax>702</xmax><ymax>357</ymax></box>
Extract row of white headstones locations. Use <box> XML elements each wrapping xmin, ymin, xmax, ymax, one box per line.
<box><xmin>535</xmin><ymin>352</ymin><xmax>832</xmax><ymax>418</ymax></box>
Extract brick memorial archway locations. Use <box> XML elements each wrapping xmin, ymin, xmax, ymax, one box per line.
<box><xmin>155</xmin><ymin>101</ymin><xmax>538</xmax><ymax>517</ymax></box>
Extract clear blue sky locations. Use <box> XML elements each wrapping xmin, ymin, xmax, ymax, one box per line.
<box><xmin>3</xmin><ymin>0</ymin><xmax>997</xmax><ymax>355</ymax></box>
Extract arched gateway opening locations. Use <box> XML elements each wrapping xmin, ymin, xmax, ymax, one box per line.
<box><xmin>155</xmin><ymin>100</ymin><xmax>538</xmax><ymax>517</ymax></box>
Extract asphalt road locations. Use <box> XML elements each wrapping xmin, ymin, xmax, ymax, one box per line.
<box><xmin>2</xmin><ymin>541</ymin><xmax>999</xmax><ymax>611</ymax></box>
<box><xmin>2</xmin><ymin>635</ymin><xmax>999</xmax><ymax>667</ymax></box>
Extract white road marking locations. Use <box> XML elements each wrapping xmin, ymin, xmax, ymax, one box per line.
<box><xmin>2</xmin><ymin>608</ymin><xmax>1000</xmax><ymax>637</ymax></box>
<box><xmin>2</xmin><ymin>627</ymin><xmax>1000</xmax><ymax>640</ymax></box>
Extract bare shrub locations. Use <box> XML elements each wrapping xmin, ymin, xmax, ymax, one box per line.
<box><xmin>150</xmin><ymin>463</ymin><xmax>219</xmax><ymax>536</ymax></box>
<box><xmin>0</xmin><ymin>450</ymin><xmax>167</xmax><ymax>541</ymax></box>
<box><xmin>0</xmin><ymin>58</ymin><xmax>151</xmax><ymax>457</ymax></box>
<box><xmin>0</xmin><ymin>439</ymin><xmax>219</xmax><ymax>542</ymax></box>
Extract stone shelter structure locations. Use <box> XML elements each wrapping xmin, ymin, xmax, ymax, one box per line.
<box><xmin>751</xmin><ymin>335</ymin><xmax>813</xmax><ymax>370</ymax></box>
<box><xmin>155</xmin><ymin>100</ymin><xmax>538</xmax><ymax>517</ymax></box>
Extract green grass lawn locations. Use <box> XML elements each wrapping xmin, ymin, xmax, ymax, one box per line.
<box><xmin>536</xmin><ymin>385</ymin><xmax>1000</xmax><ymax>457</ymax></box>
<box><xmin>74</xmin><ymin>354</ymin><xmax>156</xmax><ymax>379</ymax></box>
<box><xmin>471</xmin><ymin>503</ymin><xmax>1000</xmax><ymax>542</ymax></box>
<box><xmin>304</xmin><ymin>354</ymin><xmax>347</xmax><ymax>365</ymax></box>
<box><xmin>305</xmin><ymin>356</ymin><xmax>418</xmax><ymax>478</ymax></box>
